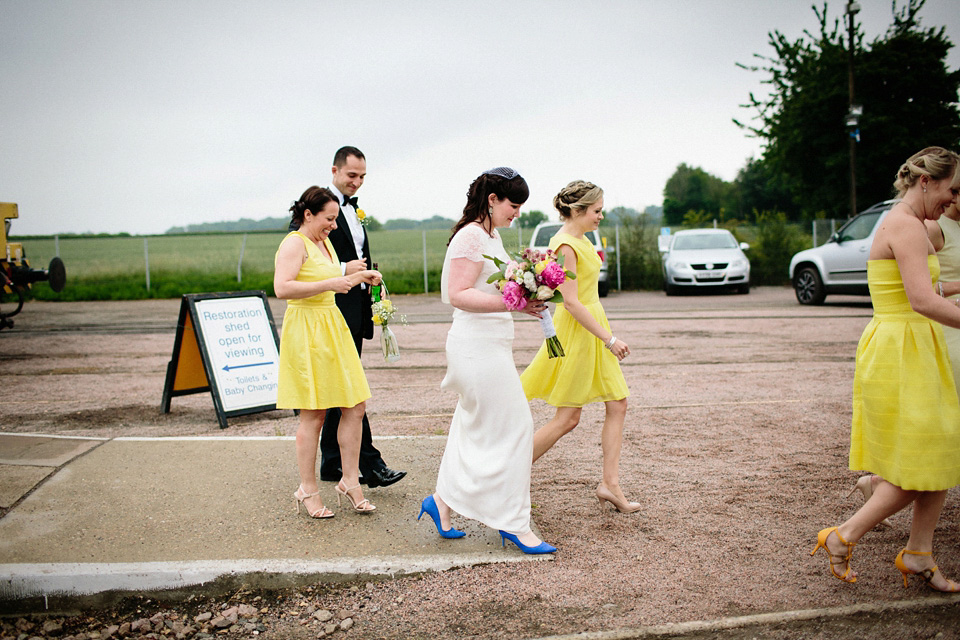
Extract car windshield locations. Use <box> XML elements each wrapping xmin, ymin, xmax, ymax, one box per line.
<box><xmin>532</xmin><ymin>226</ymin><xmax>598</xmax><ymax>246</ymax></box>
<box><xmin>837</xmin><ymin>211</ymin><xmax>882</xmax><ymax>242</ymax></box>
<box><xmin>673</xmin><ymin>233</ymin><xmax>737</xmax><ymax>251</ymax></box>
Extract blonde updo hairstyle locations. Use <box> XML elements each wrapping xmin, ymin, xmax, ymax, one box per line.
<box><xmin>554</xmin><ymin>180</ymin><xmax>603</xmax><ymax>219</ymax></box>
<box><xmin>893</xmin><ymin>146</ymin><xmax>960</xmax><ymax>198</ymax></box>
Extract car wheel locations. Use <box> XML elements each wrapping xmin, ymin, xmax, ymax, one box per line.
<box><xmin>794</xmin><ymin>267</ymin><xmax>826</xmax><ymax>305</ymax></box>
<box><xmin>737</xmin><ymin>282</ymin><xmax>750</xmax><ymax>294</ymax></box>
<box><xmin>598</xmin><ymin>281</ymin><xmax>609</xmax><ymax>297</ymax></box>
<box><xmin>665</xmin><ymin>283</ymin><xmax>680</xmax><ymax>296</ymax></box>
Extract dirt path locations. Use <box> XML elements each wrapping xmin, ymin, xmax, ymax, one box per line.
<box><xmin>2</xmin><ymin>288</ymin><xmax>958</xmax><ymax>639</ymax></box>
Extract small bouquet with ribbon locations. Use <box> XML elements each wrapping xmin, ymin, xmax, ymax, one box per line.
<box><xmin>371</xmin><ymin>273</ymin><xmax>406</xmax><ymax>362</ymax></box>
<box><xmin>484</xmin><ymin>248</ymin><xmax>575</xmax><ymax>358</ymax></box>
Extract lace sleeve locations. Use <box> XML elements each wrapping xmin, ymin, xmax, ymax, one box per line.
<box><xmin>441</xmin><ymin>224</ymin><xmax>491</xmax><ymax>303</ymax></box>
<box><xmin>446</xmin><ymin>225</ymin><xmax>489</xmax><ymax>262</ymax></box>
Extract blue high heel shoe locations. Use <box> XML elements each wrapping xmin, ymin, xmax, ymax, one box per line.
<box><xmin>417</xmin><ymin>495</ymin><xmax>466</xmax><ymax>539</ymax></box>
<box><xmin>498</xmin><ymin>530</ymin><xmax>557</xmax><ymax>554</ymax></box>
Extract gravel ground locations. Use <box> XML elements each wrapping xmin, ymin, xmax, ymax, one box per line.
<box><xmin>2</xmin><ymin>288</ymin><xmax>959</xmax><ymax>639</ymax></box>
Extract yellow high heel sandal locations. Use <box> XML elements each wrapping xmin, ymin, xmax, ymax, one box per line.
<box><xmin>294</xmin><ymin>485</ymin><xmax>334</xmax><ymax>519</ymax></box>
<box><xmin>336</xmin><ymin>482</ymin><xmax>376</xmax><ymax>514</ymax></box>
<box><xmin>895</xmin><ymin>549</ymin><xmax>960</xmax><ymax>592</ymax></box>
<box><xmin>811</xmin><ymin>526</ymin><xmax>856</xmax><ymax>583</ymax></box>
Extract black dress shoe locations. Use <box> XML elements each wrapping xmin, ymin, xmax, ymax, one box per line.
<box><xmin>364</xmin><ymin>467</ymin><xmax>407</xmax><ymax>488</ymax></box>
<box><xmin>319</xmin><ymin>469</ymin><xmax>342</xmax><ymax>482</ymax></box>
<box><xmin>321</xmin><ymin>467</ymin><xmax>376</xmax><ymax>486</ymax></box>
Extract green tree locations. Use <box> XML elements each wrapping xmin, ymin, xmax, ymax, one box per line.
<box><xmin>662</xmin><ymin>164</ymin><xmax>734</xmax><ymax>225</ymax></box>
<box><xmin>605</xmin><ymin>206</ymin><xmax>642</xmax><ymax>225</ymax></box>
<box><xmin>749</xmin><ymin>211</ymin><xmax>807</xmax><ymax>285</ymax></box>
<box><xmin>518</xmin><ymin>210</ymin><xmax>547</xmax><ymax>228</ymax></box>
<box><xmin>736</xmin><ymin>1</ymin><xmax>960</xmax><ymax>219</ymax></box>
<box><xmin>735</xmin><ymin>157</ymin><xmax>796</xmax><ymax>220</ymax></box>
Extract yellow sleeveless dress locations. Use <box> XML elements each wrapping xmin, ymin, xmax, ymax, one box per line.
<box><xmin>275</xmin><ymin>232</ymin><xmax>371</xmax><ymax>410</ymax></box>
<box><xmin>849</xmin><ymin>256</ymin><xmax>960</xmax><ymax>491</ymax></box>
<box><xmin>520</xmin><ymin>232</ymin><xmax>629</xmax><ymax>406</ymax></box>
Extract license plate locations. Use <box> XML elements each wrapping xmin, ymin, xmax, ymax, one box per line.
<box><xmin>697</xmin><ymin>270</ymin><xmax>723</xmax><ymax>279</ymax></box>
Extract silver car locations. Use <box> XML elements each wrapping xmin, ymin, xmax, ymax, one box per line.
<box><xmin>788</xmin><ymin>200</ymin><xmax>895</xmax><ymax>305</ymax></box>
<box><xmin>528</xmin><ymin>221</ymin><xmax>611</xmax><ymax>297</ymax></box>
<box><xmin>659</xmin><ymin>229</ymin><xmax>751</xmax><ymax>295</ymax></box>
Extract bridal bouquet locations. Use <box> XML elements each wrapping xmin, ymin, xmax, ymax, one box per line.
<box><xmin>484</xmin><ymin>248</ymin><xmax>576</xmax><ymax>358</ymax></box>
<box><xmin>372</xmin><ymin>282</ymin><xmax>406</xmax><ymax>363</ymax></box>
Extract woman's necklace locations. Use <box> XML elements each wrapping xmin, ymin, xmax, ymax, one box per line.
<box><xmin>902</xmin><ymin>200</ymin><xmax>924</xmax><ymax>219</ymax></box>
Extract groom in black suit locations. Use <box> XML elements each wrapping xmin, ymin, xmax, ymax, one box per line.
<box><xmin>296</xmin><ymin>146</ymin><xmax>406</xmax><ymax>488</ymax></box>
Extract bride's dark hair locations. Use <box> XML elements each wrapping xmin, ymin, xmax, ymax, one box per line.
<box><xmin>449</xmin><ymin>168</ymin><xmax>529</xmax><ymax>244</ymax></box>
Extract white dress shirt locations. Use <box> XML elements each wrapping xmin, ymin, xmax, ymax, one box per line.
<box><xmin>328</xmin><ymin>184</ymin><xmax>366</xmax><ymax>277</ymax></box>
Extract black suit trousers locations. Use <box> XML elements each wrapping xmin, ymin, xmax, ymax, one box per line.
<box><xmin>319</xmin><ymin>305</ymin><xmax>385</xmax><ymax>477</ymax></box>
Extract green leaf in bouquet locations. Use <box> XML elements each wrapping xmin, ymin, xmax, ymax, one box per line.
<box><xmin>482</xmin><ymin>254</ymin><xmax>507</xmax><ymax>269</ymax></box>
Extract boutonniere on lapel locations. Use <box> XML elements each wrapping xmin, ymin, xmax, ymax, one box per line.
<box><xmin>356</xmin><ymin>209</ymin><xmax>369</xmax><ymax>226</ymax></box>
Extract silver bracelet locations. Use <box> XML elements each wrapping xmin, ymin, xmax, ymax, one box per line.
<box><xmin>606</xmin><ymin>335</ymin><xmax>617</xmax><ymax>350</ymax></box>
<box><xmin>939</xmin><ymin>281</ymin><xmax>945</xmax><ymax>297</ymax></box>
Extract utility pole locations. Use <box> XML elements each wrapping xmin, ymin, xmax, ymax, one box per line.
<box><xmin>845</xmin><ymin>2</ymin><xmax>862</xmax><ymax>218</ymax></box>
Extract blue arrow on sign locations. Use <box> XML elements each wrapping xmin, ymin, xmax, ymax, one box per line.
<box><xmin>223</xmin><ymin>361</ymin><xmax>274</xmax><ymax>372</ymax></box>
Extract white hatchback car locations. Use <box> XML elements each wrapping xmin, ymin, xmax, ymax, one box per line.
<box><xmin>658</xmin><ymin>228</ymin><xmax>751</xmax><ymax>295</ymax></box>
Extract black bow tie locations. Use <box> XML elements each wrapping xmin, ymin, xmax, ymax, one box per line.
<box><xmin>342</xmin><ymin>195</ymin><xmax>358</xmax><ymax>209</ymax></box>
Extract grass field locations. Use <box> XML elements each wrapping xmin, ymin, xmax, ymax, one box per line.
<box><xmin>14</xmin><ymin>227</ymin><xmax>539</xmax><ymax>300</ymax></box>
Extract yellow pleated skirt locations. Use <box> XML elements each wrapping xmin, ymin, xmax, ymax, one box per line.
<box><xmin>849</xmin><ymin>258</ymin><xmax>960</xmax><ymax>490</ymax></box>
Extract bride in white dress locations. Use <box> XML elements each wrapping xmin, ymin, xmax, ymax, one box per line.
<box><xmin>417</xmin><ymin>167</ymin><xmax>557</xmax><ymax>554</ymax></box>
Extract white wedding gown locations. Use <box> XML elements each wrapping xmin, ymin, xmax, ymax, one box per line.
<box><xmin>436</xmin><ymin>223</ymin><xmax>533</xmax><ymax>534</ymax></box>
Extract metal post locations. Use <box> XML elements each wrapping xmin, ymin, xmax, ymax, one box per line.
<box><xmin>144</xmin><ymin>238</ymin><xmax>151</xmax><ymax>291</ymax></box>
<box><xmin>237</xmin><ymin>233</ymin><xmax>247</xmax><ymax>282</ymax></box>
<box><xmin>54</xmin><ymin>235</ymin><xmax>60</xmax><ymax>257</ymax></box>
<box><xmin>812</xmin><ymin>221</ymin><xmax>817</xmax><ymax>248</ymax></box>
<box><xmin>615</xmin><ymin>225</ymin><xmax>621</xmax><ymax>291</ymax></box>
<box><xmin>846</xmin><ymin>2</ymin><xmax>860</xmax><ymax>218</ymax></box>
<box><xmin>422</xmin><ymin>230</ymin><xmax>428</xmax><ymax>293</ymax></box>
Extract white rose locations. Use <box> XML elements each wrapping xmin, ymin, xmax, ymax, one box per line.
<box><xmin>536</xmin><ymin>285</ymin><xmax>554</xmax><ymax>300</ymax></box>
<box><xmin>523</xmin><ymin>271</ymin><xmax>537</xmax><ymax>292</ymax></box>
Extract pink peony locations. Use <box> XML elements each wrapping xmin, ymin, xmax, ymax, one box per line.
<box><xmin>539</xmin><ymin>261</ymin><xmax>566</xmax><ymax>289</ymax></box>
<box><xmin>501</xmin><ymin>280</ymin><xmax>528</xmax><ymax>311</ymax></box>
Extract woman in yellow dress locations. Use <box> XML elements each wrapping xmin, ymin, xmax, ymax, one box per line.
<box><xmin>847</xmin><ymin>200</ymin><xmax>960</xmax><ymax>527</ymax></box>
<box><xmin>520</xmin><ymin>180</ymin><xmax>638</xmax><ymax>513</ymax></box>
<box><xmin>275</xmin><ymin>186</ymin><xmax>383</xmax><ymax>519</ymax></box>
<box><xmin>812</xmin><ymin>147</ymin><xmax>960</xmax><ymax>592</ymax></box>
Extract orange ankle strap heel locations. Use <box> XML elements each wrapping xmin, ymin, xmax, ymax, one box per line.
<box><xmin>895</xmin><ymin>549</ymin><xmax>960</xmax><ymax>592</ymax></box>
<box><xmin>811</xmin><ymin>526</ymin><xmax>856</xmax><ymax>583</ymax></box>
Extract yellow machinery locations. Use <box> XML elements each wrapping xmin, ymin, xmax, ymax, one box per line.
<box><xmin>1</xmin><ymin>202</ymin><xmax>66</xmax><ymax>329</ymax></box>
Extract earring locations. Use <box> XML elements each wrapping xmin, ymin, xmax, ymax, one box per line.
<box><xmin>924</xmin><ymin>186</ymin><xmax>927</xmax><ymax>193</ymax></box>
<box><xmin>489</xmin><ymin>206</ymin><xmax>493</xmax><ymax>214</ymax></box>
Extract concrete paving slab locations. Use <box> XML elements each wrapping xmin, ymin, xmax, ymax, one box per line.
<box><xmin>0</xmin><ymin>433</ymin><xmax>107</xmax><ymax>509</ymax></box>
<box><xmin>0</xmin><ymin>465</ymin><xmax>53</xmax><ymax>509</ymax></box>
<box><xmin>0</xmin><ymin>433</ymin><xmax>106</xmax><ymax>467</ymax></box>
<box><xmin>0</xmin><ymin>435</ymin><xmax>550</xmax><ymax>608</ymax></box>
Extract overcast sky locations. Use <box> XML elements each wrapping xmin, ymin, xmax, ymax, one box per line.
<box><xmin>2</xmin><ymin>0</ymin><xmax>959</xmax><ymax>236</ymax></box>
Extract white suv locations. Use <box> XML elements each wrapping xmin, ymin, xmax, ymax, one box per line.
<box><xmin>528</xmin><ymin>221</ymin><xmax>611</xmax><ymax>297</ymax></box>
<box><xmin>789</xmin><ymin>200</ymin><xmax>896</xmax><ymax>305</ymax></box>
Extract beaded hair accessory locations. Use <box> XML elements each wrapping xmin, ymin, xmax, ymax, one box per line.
<box><xmin>483</xmin><ymin>166</ymin><xmax>520</xmax><ymax>179</ymax></box>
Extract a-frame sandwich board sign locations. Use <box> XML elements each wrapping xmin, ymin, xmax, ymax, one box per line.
<box><xmin>161</xmin><ymin>291</ymin><xmax>281</xmax><ymax>429</ymax></box>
